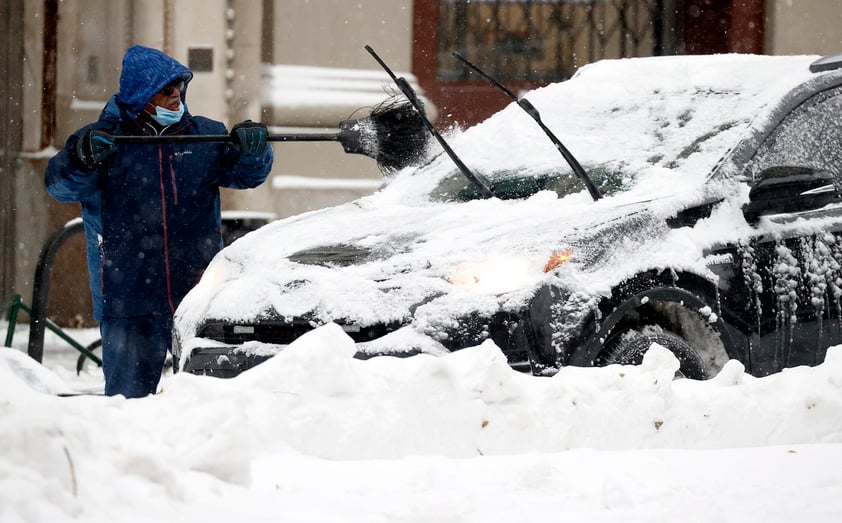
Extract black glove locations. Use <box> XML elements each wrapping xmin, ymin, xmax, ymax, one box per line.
<box><xmin>75</xmin><ymin>129</ymin><xmax>117</xmax><ymax>170</ymax></box>
<box><xmin>230</xmin><ymin>120</ymin><xmax>268</xmax><ymax>156</ymax></box>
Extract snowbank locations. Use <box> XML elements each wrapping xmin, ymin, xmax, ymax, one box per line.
<box><xmin>1</xmin><ymin>324</ymin><xmax>841</xmax><ymax>521</ymax></box>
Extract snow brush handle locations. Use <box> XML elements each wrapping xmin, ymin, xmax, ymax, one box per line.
<box><xmin>113</xmin><ymin>133</ymin><xmax>341</xmax><ymax>144</ymax></box>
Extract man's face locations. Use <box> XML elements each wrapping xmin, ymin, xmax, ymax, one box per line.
<box><xmin>148</xmin><ymin>79</ymin><xmax>184</xmax><ymax>111</ymax></box>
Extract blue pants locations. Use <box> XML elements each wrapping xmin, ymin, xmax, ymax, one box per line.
<box><xmin>101</xmin><ymin>313</ymin><xmax>171</xmax><ymax>398</ymax></box>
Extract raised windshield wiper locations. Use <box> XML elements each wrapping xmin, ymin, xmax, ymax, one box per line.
<box><xmin>452</xmin><ymin>52</ymin><xmax>602</xmax><ymax>201</ymax></box>
<box><xmin>365</xmin><ymin>45</ymin><xmax>496</xmax><ymax>199</ymax></box>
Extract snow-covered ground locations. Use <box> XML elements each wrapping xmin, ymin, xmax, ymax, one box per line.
<box><xmin>2</xmin><ymin>320</ymin><xmax>841</xmax><ymax>522</ymax></box>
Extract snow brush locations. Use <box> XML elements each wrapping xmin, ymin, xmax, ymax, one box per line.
<box><xmin>112</xmin><ymin>97</ymin><xmax>430</xmax><ymax>172</ymax></box>
<box><xmin>365</xmin><ymin>45</ymin><xmax>496</xmax><ymax>199</ymax></box>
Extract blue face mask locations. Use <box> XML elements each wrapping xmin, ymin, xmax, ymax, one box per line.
<box><xmin>151</xmin><ymin>103</ymin><xmax>184</xmax><ymax>127</ymax></box>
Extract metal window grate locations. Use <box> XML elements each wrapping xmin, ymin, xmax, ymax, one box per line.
<box><xmin>438</xmin><ymin>0</ymin><xmax>668</xmax><ymax>82</ymax></box>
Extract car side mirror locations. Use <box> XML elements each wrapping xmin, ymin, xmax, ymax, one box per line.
<box><xmin>742</xmin><ymin>166</ymin><xmax>841</xmax><ymax>224</ymax></box>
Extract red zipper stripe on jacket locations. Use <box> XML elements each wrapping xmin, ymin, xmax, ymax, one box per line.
<box><xmin>158</xmin><ymin>145</ymin><xmax>177</xmax><ymax>314</ymax></box>
<box><xmin>99</xmin><ymin>241</ymin><xmax>105</xmax><ymax>311</ymax></box>
<box><xmin>168</xmin><ymin>154</ymin><xmax>179</xmax><ymax>205</ymax></box>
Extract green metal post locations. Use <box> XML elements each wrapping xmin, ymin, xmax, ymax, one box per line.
<box><xmin>3</xmin><ymin>294</ymin><xmax>23</xmax><ymax>347</ymax></box>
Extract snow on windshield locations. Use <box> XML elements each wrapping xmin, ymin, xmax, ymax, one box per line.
<box><xmin>386</xmin><ymin>54</ymin><xmax>818</xmax><ymax>203</ymax></box>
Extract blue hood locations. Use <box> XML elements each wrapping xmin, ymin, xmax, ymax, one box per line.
<box><xmin>117</xmin><ymin>45</ymin><xmax>193</xmax><ymax>119</ymax></box>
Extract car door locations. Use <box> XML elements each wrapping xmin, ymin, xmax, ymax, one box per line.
<box><xmin>734</xmin><ymin>86</ymin><xmax>842</xmax><ymax>375</ymax></box>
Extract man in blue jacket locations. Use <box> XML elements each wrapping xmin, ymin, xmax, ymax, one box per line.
<box><xmin>45</xmin><ymin>45</ymin><xmax>273</xmax><ymax>398</ymax></box>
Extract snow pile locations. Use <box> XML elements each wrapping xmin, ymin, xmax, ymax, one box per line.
<box><xmin>2</xmin><ymin>324</ymin><xmax>842</xmax><ymax>521</ymax></box>
<box><xmin>0</xmin><ymin>348</ymin><xmax>76</xmax><ymax>396</ymax></box>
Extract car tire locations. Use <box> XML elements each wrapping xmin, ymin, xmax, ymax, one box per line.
<box><xmin>600</xmin><ymin>326</ymin><xmax>710</xmax><ymax>380</ymax></box>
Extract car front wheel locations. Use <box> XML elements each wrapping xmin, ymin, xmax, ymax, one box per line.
<box><xmin>599</xmin><ymin>326</ymin><xmax>710</xmax><ymax>380</ymax></box>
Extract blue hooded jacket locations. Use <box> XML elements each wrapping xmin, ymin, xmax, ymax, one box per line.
<box><xmin>45</xmin><ymin>46</ymin><xmax>273</xmax><ymax>320</ymax></box>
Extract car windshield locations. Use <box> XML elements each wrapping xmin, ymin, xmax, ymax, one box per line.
<box><xmin>429</xmin><ymin>163</ymin><xmax>630</xmax><ymax>202</ymax></box>
<box><xmin>390</xmin><ymin>55</ymin><xmax>816</xmax><ymax>205</ymax></box>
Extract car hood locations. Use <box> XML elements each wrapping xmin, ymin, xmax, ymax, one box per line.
<box><xmin>175</xmin><ymin>182</ymin><xmax>743</xmax><ymax>340</ymax></box>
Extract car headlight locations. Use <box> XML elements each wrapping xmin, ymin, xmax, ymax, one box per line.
<box><xmin>189</xmin><ymin>255</ymin><xmax>234</xmax><ymax>302</ymax></box>
<box><xmin>450</xmin><ymin>256</ymin><xmax>542</xmax><ymax>294</ymax></box>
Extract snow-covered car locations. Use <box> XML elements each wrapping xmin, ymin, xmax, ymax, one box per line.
<box><xmin>173</xmin><ymin>52</ymin><xmax>842</xmax><ymax>380</ymax></box>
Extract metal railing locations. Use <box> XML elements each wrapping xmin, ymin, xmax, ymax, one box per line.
<box><xmin>2</xmin><ymin>219</ymin><xmax>103</xmax><ymax>369</ymax></box>
<box><xmin>3</xmin><ymin>214</ymin><xmax>276</xmax><ymax>372</ymax></box>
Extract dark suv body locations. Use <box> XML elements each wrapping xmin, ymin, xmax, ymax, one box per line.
<box><xmin>173</xmin><ymin>53</ymin><xmax>842</xmax><ymax>379</ymax></box>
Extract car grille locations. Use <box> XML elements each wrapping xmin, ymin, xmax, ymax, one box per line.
<box><xmin>197</xmin><ymin>318</ymin><xmax>403</xmax><ymax>345</ymax></box>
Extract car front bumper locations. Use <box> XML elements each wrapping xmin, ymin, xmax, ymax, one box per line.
<box><xmin>175</xmin><ymin>307</ymin><xmax>538</xmax><ymax>377</ymax></box>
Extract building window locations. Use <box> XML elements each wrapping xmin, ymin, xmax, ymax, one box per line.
<box><xmin>437</xmin><ymin>0</ymin><xmax>669</xmax><ymax>82</ymax></box>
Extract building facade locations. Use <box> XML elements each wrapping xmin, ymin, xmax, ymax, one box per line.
<box><xmin>2</xmin><ymin>0</ymin><xmax>842</xmax><ymax>327</ymax></box>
